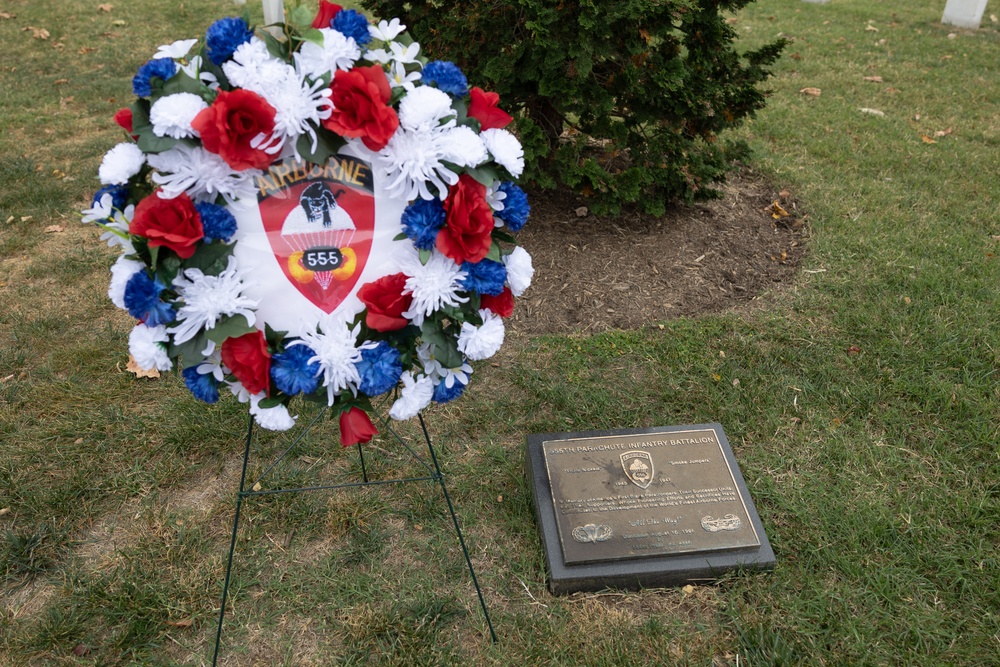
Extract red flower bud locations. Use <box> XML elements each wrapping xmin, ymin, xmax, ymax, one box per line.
<box><xmin>468</xmin><ymin>87</ymin><xmax>513</xmax><ymax>131</ymax></box>
<box><xmin>339</xmin><ymin>407</ymin><xmax>378</xmax><ymax>447</ymax></box>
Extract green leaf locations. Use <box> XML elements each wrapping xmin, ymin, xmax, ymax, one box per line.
<box><xmin>160</xmin><ymin>71</ymin><xmax>210</xmax><ymax>97</ymax></box>
<box><xmin>204</xmin><ymin>315</ymin><xmax>255</xmax><ymax>344</ymax></box>
<box><xmin>420</xmin><ymin>319</ymin><xmax>464</xmax><ymax>369</ymax></box>
<box><xmin>393</xmin><ymin>232</ymin><xmax>409</xmax><ymax>242</ymax></box>
<box><xmin>296</xmin><ymin>128</ymin><xmax>346</xmax><ymax>165</ymax></box>
<box><xmin>300</xmin><ymin>28</ymin><xmax>325</xmax><ymax>47</ymax></box>
<box><xmin>148</xmin><ymin>244</ymin><xmax>161</xmax><ymax>271</ymax></box>
<box><xmin>485</xmin><ymin>241</ymin><xmax>502</xmax><ymax>263</ymax></box>
<box><xmin>181</xmin><ymin>242</ymin><xmax>234</xmax><ymax>276</ymax></box>
<box><xmin>465</xmin><ymin>165</ymin><xmax>499</xmax><ymax>187</ymax></box>
<box><xmin>418</xmin><ymin>248</ymin><xmax>432</xmax><ymax>265</ymax></box>
<box><xmin>256</xmin><ymin>396</ymin><xmax>285</xmax><ymax>409</ymax></box>
<box><xmin>170</xmin><ymin>333</ymin><xmax>210</xmax><ymax>368</ymax></box>
<box><xmin>289</xmin><ymin>5</ymin><xmax>314</xmax><ymax>31</ymax></box>
<box><xmin>492</xmin><ymin>230</ymin><xmax>517</xmax><ymax>245</ymax></box>
<box><xmin>261</xmin><ymin>29</ymin><xmax>290</xmax><ymax>61</ymax></box>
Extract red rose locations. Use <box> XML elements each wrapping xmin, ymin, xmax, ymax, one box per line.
<box><xmin>114</xmin><ymin>107</ymin><xmax>134</xmax><ymax>134</ymax></box>
<box><xmin>437</xmin><ymin>174</ymin><xmax>495</xmax><ymax>264</ymax></box>
<box><xmin>312</xmin><ymin>1</ymin><xmax>343</xmax><ymax>28</ymax></box>
<box><xmin>481</xmin><ymin>286</ymin><xmax>514</xmax><ymax>318</ymax></box>
<box><xmin>322</xmin><ymin>65</ymin><xmax>399</xmax><ymax>151</ymax></box>
<box><xmin>357</xmin><ymin>273</ymin><xmax>413</xmax><ymax>331</ymax></box>
<box><xmin>468</xmin><ymin>87</ymin><xmax>512</xmax><ymax>131</ymax></box>
<box><xmin>222</xmin><ymin>330</ymin><xmax>272</xmax><ymax>396</ymax></box>
<box><xmin>192</xmin><ymin>89</ymin><xmax>277</xmax><ymax>171</ymax></box>
<box><xmin>339</xmin><ymin>407</ymin><xmax>378</xmax><ymax>447</ymax></box>
<box><xmin>130</xmin><ymin>191</ymin><xmax>204</xmax><ymax>259</ymax></box>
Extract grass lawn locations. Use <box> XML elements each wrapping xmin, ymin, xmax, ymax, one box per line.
<box><xmin>1</xmin><ymin>0</ymin><xmax>998</xmax><ymax>664</ymax></box>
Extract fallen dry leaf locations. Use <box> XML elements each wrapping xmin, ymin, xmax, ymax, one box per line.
<box><xmin>165</xmin><ymin>618</ymin><xmax>193</xmax><ymax>629</ymax></box>
<box><xmin>112</xmin><ymin>19</ymin><xmax>126</xmax><ymax>26</ymax></box>
<box><xmin>72</xmin><ymin>644</ymin><xmax>90</xmax><ymax>657</ymax></box>
<box><xmin>863</xmin><ymin>75</ymin><xmax>884</xmax><ymax>83</ymax></box>
<box><xmin>0</xmin><ymin>12</ymin><xmax>16</xmax><ymax>20</ymax></box>
<box><xmin>859</xmin><ymin>108</ymin><xmax>885</xmax><ymax>117</ymax></box>
<box><xmin>682</xmin><ymin>584</ymin><xmax>695</xmax><ymax>594</ymax></box>
<box><xmin>126</xmin><ymin>355</ymin><xmax>160</xmax><ymax>378</ymax></box>
<box><xmin>991</xmin><ymin>14</ymin><xmax>998</xmax><ymax>24</ymax></box>
<box><xmin>940</xmin><ymin>55</ymin><xmax>953</xmax><ymax>61</ymax></box>
<box><xmin>921</xmin><ymin>134</ymin><xmax>937</xmax><ymax>144</ymax></box>
<box><xmin>865</xmin><ymin>24</ymin><xmax>879</xmax><ymax>32</ymax></box>
<box><xmin>97</xmin><ymin>3</ymin><xmax>113</xmax><ymax>12</ymax></box>
<box><xmin>903</xmin><ymin>296</ymin><xmax>911</xmax><ymax>304</ymax></box>
<box><xmin>947</xmin><ymin>33</ymin><xmax>957</xmax><ymax>40</ymax></box>
<box><xmin>574</xmin><ymin>206</ymin><xmax>588</xmax><ymax>217</ymax></box>
<box><xmin>913</xmin><ymin>113</ymin><xmax>921</xmax><ymax>121</ymax></box>
<box><xmin>800</xmin><ymin>87</ymin><xmax>822</xmax><ymax>97</ymax></box>
<box><xmin>724</xmin><ymin>17</ymin><xmax>739</xmax><ymax>25</ymax></box>
<box><xmin>53</xmin><ymin>78</ymin><xmax>69</xmax><ymax>85</ymax></box>
<box><xmin>0</xmin><ymin>507</ymin><xmax>10</xmax><ymax>516</ymax></box>
<box><xmin>45</xmin><ymin>225</ymin><xmax>65</xmax><ymax>233</ymax></box>
<box><xmin>770</xmin><ymin>200</ymin><xmax>790</xmax><ymax>219</ymax></box>
<box><xmin>933</xmin><ymin>127</ymin><xmax>954</xmax><ymax>138</ymax></box>
<box><xmin>23</xmin><ymin>26</ymin><xmax>50</xmax><ymax>39</ymax></box>
<box><xmin>78</xmin><ymin>46</ymin><xmax>96</xmax><ymax>54</ymax></box>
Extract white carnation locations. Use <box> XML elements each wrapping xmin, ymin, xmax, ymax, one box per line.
<box><xmin>294</xmin><ymin>28</ymin><xmax>360</xmax><ymax>80</ymax></box>
<box><xmin>503</xmin><ymin>246</ymin><xmax>534</xmax><ymax>297</ymax></box>
<box><xmin>149</xmin><ymin>93</ymin><xmax>208</xmax><ymax>139</ymax></box>
<box><xmin>457</xmin><ymin>309</ymin><xmax>505</xmax><ymax>361</ymax></box>
<box><xmin>398</xmin><ymin>86</ymin><xmax>454</xmax><ymax>131</ymax></box>
<box><xmin>250</xmin><ymin>394</ymin><xmax>298</xmax><ymax>431</ymax></box>
<box><xmin>481</xmin><ymin>128</ymin><xmax>524</xmax><ymax>177</ymax></box>
<box><xmin>99</xmin><ymin>143</ymin><xmax>145</xmax><ymax>185</ymax></box>
<box><xmin>128</xmin><ymin>323</ymin><xmax>173</xmax><ymax>372</ymax></box>
<box><xmin>437</xmin><ymin>125</ymin><xmax>488</xmax><ymax>168</ymax></box>
<box><xmin>108</xmin><ymin>256</ymin><xmax>146</xmax><ymax>310</ymax></box>
<box><xmin>389</xmin><ymin>371</ymin><xmax>434</xmax><ymax>420</ymax></box>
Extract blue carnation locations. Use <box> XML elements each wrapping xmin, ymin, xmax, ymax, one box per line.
<box><xmin>124</xmin><ymin>271</ymin><xmax>175</xmax><ymax>326</ymax></box>
<box><xmin>401</xmin><ymin>198</ymin><xmax>446</xmax><ymax>250</ymax></box>
<box><xmin>421</xmin><ymin>61</ymin><xmax>468</xmax><ymax>97</ymax></box>
<box><xmin>205</xmin><ymin>17</ymin><xmax>254</xmax><ymax>66</ymax></box>
<box><xmin>461</xmin><ymin>259</ymin><xmax>507</xmax><ymax>296</ymax></box>
<box><xmin>496</xmin><ymin>182</ymin><xmax>530</xmax><ymax>231</ymax></box>
<box><xmin>433</xmin><ymin>379</ymin><xmax>466</xmax><ymax>404</ymax></box>
<box><xmin>195</xmin><ymin>203</ymin><xmax>237</xmax><ymax>243</ymax></box>
<box><xmin>356</xmin><ymin>342</ymin><xmax>402</xmax><ymax>396</ymax></box>
<box><xmin>92</xmin><ymin>184</ymin><xmax>130</xmax><ymax>211</ymax></box>
<box><xmin>132</xmin><ymin>58</ymin><xmax>178</xmax><ymax>97</ymax></box>
<box><xmin>333</xmin><ymin>9</ymin><xmax>372</xmax><ymax>46</ymax></box>
<box><xmin>183</xmin><ymin>366</ymin><xmax>220</xmax><ymax>404</ymax></box>
<box><xmin>270</xmin><ymin>344</ymin><xmax>321</xmax><ymax>395</ymax></box>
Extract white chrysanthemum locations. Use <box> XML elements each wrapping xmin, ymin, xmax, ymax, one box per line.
<box><xmin>108</xmin><ymin>256</ymin><xmax>146</xmax><ymax>310</ymax></box>
<box><xmin>224</xmin><ymin>38</ymin><xmax>333</xmax><ymax>155</ymax></box>
<box><xmin>154</xmin><ymin>38</ymin><xmax>198</xmax><ymax>60</ymax></box>
<box><xmin>401</xmin><ymin>251</ymin><xmax>468</xmax><ymax>325</ymax></box>
<box><xmin>148</xmin><ymin>144</ymin><xmax>260</xmax><ymax>203</ymax></box>
<box><xmin>386</xmin><ymin>59</ymin><xmax>421</xmax><ymax>91</ymax></box>
<box><xmin>290</xmin><ymin>315</ymin><xmax>364</xmax><ymax>406</ymax></box>
<box><xmin>99</xmin><ymin>143</ymin><xmax>145</xmax><ymax>185</ymax></box>
<box><xmin>376</xmin><ymin>128</ymin><xmax>458</xmax><ymax>201</ymax></box>
<box><xmin>481</xmin><ymin>128</ymin><xmax>525</xmax><ymax>177</ymax></box>
<box><xmin>437</xmin><ymin>125</ymin><xmax>488</xmax><ymax>168</ymax></box>
<box><xmin>294</xmin><ymin>28</ymin><xmax>360</xmax><ymax>80</ymax></box>
<box><xmin>388</xmin><ymin>371</ymin><xmax>434</xmax><ymax>421</ymax></box>
<box><xmin>128</xmin><ymin>323</ymin><xmax>173</xmax><ymax>372</ymax></box>
<box><xmin>369</xmin><ymin>18</ymin><xmax>406</xmax><ymax>42</ymax></box>
<box><xmin>250</xmin><ymin>394</ymin><xmax>298</xmax><ymax>431</ymax></box>
<box><xmin>503</xmin><ymin>246</ymin><xmax>534</xmax><ymax>297</ymax></box>
<box><xmin>167</xmin><ymin>256</ymin><xmax>258</xmax><ymax>344</ymax></box>
<box><xmin>398</xmin><ymin>86</ymin><xmax>454</xmax><ymax>131</ymax></box>
<box><xmin>457</xmin><ymin>309</ymin><xmax>505</xmax><ymax>360</ymax></box>
<box><xmin>150</xmin><ymin>93</ymin><xmax>208</xmax><ymax>139</ymax></box>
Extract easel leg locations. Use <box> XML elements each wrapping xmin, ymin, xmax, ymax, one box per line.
<box><xmin>418</xmin><ymin>414</ymin><xmax>498</xmax><ymax>643</ymax></box>
<box><xmin>211</xmin><ymin>414</ymin><xmax>255</xmax><ymax>667</ymax></box>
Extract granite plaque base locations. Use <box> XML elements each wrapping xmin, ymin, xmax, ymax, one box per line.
<box><xmin>526</xmin><ymin>424</ymin><xmax>774</xmax><ymax>594</ymax></box>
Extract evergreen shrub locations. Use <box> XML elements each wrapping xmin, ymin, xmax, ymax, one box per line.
<box><xmin>363</xmin><ymin>0</ymin><xmax>785</xmax><ymax>215</ymax></box>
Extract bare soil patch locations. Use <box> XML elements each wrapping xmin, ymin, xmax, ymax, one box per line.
<box><xmin>509</xmin><ymin>171</ymin><xmax>805</xmax><ymax>335</ymax></box>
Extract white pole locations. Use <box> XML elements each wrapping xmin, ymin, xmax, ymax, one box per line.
<box><xmin>262</xmin><ymin>0</ymin><xmax>284</xmax><ymax>27</ymax></box>
<box><xmin>942</xmin><ymin>0</ymin><xmax>989</xmax><ymax>28</ymax></box>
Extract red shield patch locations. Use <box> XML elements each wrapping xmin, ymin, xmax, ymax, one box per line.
<box><xmin>255</xmin><ymin>156</ymin><xmax>375</xmax><ymax>314</ymax></box>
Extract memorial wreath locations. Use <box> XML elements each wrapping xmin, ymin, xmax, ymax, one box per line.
<box><xmin>82</xmin><ymin>2</ymin><xmax>533</xmax><ymax>444</ymax></box>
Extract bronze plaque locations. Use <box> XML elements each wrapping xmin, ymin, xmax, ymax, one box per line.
<box><xmin>542</xmin><ymin>428</ymin><xmax>760</xmax><ymax>565</ymax></box>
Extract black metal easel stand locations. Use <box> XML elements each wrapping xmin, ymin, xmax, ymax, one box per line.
<box><xmin>210</xmin><ymin>408</ymin><xmax>497</xmax><ymax>665</ymax></box>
